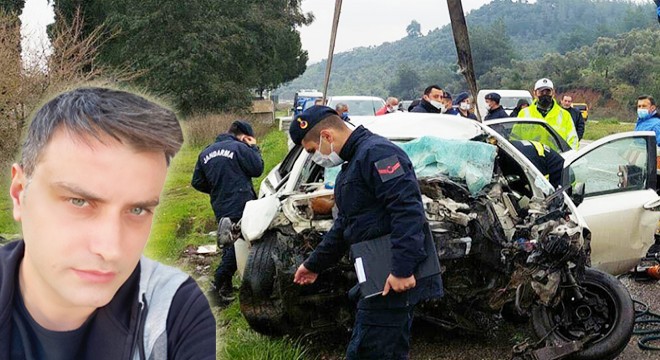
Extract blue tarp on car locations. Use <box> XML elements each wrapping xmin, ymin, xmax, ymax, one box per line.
<box><xmin>324</xmin><ymin>136</ymin><xmax>497</xmax><ymax>195</ymax></box>
<box><xmin>398</xmin><ymin>136</ymin><xmax>496</xmax><ymax>195</ymax></box>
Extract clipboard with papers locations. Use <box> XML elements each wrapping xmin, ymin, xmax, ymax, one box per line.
<box><xmin>350</xmin><ymin>229</ymin><xmax>441</xmax><ymax>299</ymax></box>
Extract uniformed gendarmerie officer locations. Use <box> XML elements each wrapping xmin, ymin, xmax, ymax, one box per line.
<box><xmin>192</xmin><ymin>120</ymin><xmax>264</xmax><ymax>303</ymax></box>
<box><xmin>290</xmin><ymin>105</ymin><xmax>443</xmax><ymax>359</ymax></box>
<box><xmin>511</xmin><ymin>140</ymin><xmax>564</xmax><ymax>188</ymax></box>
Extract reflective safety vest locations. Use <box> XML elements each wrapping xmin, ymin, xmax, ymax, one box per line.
<box><xmin>529</xmin><ymin>140</ymin><xmax>545</xmax><ymax>157</ymax></box>
<box><xmin>518</xmin><ymin>100</ymin><xmax>579</xmax><ymax>150</ymax></box>
<box><xmin>525</xmin><ymin>140</ymin><xmax>550</xmax><ymax>181</ymax></box>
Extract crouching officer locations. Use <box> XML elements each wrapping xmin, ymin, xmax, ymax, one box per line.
<box><xmin>511</xmin><ymin>140</ymin><xmax>564</xmax><ymax>188</ymax></box>
<box><xmin>291</xmin><ymin>105</ymin><xmax>443</xmax><ymax>359</ymax></box>
<box><xmin>192</xmin><ymin>121</ymin><xmax>264</xmax><ymax>304</ymax></box>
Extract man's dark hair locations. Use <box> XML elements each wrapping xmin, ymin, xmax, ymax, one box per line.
<box><xmin>21</xmin><ymin>87</ymin><xmax>183</xmax><ymax>177</ymax></box>
<box><xmin>423</xmin><ymin>85</ymin><xmax>443</xmax><ymax>96</ymax></box>
<box><xmin>638</xmin><ymin>95</ymin><xmax>656</xmax><ymax>106</ymax></box>
<box><xmin>302</xmin><ymin>115</ymin><xmax>346</xmax><ymax>143</ymax></box>
<box><xmin>228</xmin><ymin>120</ymin><xmax>254</xmax><ymax>137</ymax></box>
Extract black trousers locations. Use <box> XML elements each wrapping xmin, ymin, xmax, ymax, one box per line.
<box><xmin>214</xmin><ymin>244</ymin><xmax>237</xmax><ymax>286</ymax></box>
<box><xmin>346</xmin><ymin>305</ymin><xmax>415</xmax><ymax>360</ymax></box>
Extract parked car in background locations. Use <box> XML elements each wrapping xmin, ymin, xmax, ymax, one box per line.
<box><xmin>325</xmin><ymin>95</ymin><xmax>385</xmax><ymax>116</ymax></box>
<box><xmin>573</xmin><ymin>102</ymin><xmax>589</xmax><ymax>122</ymax></box>
<box><xmin>477</xmin><ymin>89</ymin><xmax>533</xmax><ymax>119</ymax></box>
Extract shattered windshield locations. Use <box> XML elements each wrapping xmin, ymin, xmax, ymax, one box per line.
<box><xmin>321</xmin><ymin>136</ymin><xmax>498</xmax><ymax>195</ymax></box>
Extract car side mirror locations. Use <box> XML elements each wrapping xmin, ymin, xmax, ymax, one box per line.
<box><xmin>570</xmin><ymin>182</ymin><xmax>585</xmax><ymax>207</ymax></box>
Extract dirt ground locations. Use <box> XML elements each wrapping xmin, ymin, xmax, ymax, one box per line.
<box><xmin>299</xmin><ymin>274</ymin><xmax>660</xmax><ymax>360</ymax></box>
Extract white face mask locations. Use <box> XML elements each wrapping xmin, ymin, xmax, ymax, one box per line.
<box><xmin>460</xmin><ymin>102</ymin><xmax>471</xmax><ymax>111</ymax></box>
<box><xmin>430</xmin><ymin>100</ymin><xmax>445</xmax><ymax>111</ymax></box>
<box><xmin>311</xmin><ymin>135</ymin><xmax>343</xmax><ymax>168</ymax></box>
<box><xmin>388</xmin><ymin>106</ymin><xmax>398</xmax><ymax>113</ymax></box>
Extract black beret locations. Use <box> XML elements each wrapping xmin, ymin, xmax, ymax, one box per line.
<box><xmin>289</xmin><ymin>105</ymin><xmax>338</xmax><ymax>145</ymax></box>
<box><xmin>453</xmin><ymin>92</ymin><xmax>470</xmax><ymax>106</ymax></box>
<box><xmin>485</xmin><ymin>92</ymin><xmax>501</xmax><ymax>103</ymax></box>
<box><xmin>232</xmin><ymin>120</ymin><xmax>254</xmax><ymax>137</ymax></box>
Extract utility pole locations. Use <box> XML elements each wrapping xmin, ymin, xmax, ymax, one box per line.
<box><xmin>447</xmin><ymin>0</ymin><xmax>481</xmax><ymax>121</ymax></box>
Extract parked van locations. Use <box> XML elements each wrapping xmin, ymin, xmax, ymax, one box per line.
<box><xmin>477</xmin><ymin>89</ymin><xmax>533</xmax><ymax>119</ymax></box>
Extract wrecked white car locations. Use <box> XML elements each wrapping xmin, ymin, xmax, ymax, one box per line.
<box><xmin>230</xmin><ymin>113</ymin><xmax>659</xmax><ymax>359</ymax></box>
<box><xmin>485</xmin><ymin>117</ymin><xmax>660</xmax><ymax>274</ymax></box>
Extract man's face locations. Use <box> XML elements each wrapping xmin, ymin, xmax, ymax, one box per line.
<box><xmin>638</xmin><ymin>99</ymin><xmax>656</xmax><ymax>112</ymax></box>
<box><xmin>442</xmin><ymin>97</ymin><xmax>452</xmax><ymax>108</ymax></box>
<box><xmin>424</xmin><ymin>88</ymin><xmax>444</xmax><ymax>103</ymax></box>
<box><xmin>10</xmin><ymin>129</ymin><xmax>168</xmax><ymax>315</ymax></box>
<box><xmin>387</xmin><ymin>100</ymin><xmax>399</xmax><ymax>110</ymax></box>
<box><xmin>485</xmin><ymin>99</ymin><xmax>497</xmax><ymax>109</ymax></box>
<box><xmin>561</xmin><ymin>96</ymin><xmax>573</xmax><ymax>108</ymax></box>
<box><xmin>302</xmin><ymin>127</ymin><xmax>331</xmax><ymax>155</ymax></box>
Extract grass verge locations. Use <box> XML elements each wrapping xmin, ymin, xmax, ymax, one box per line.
<box><xmin>218</xmin><ymin>302</ymin><xmax>309</xmax><ymax>360</ymax></box>
<box><xmin>143</xmin><ymin>127</ymin><xmax>298</xmax><ymax>359</ymax></box>
<box><xmin>582</xmin><ymin>120</ymin><xmax>635</xmax><ymax>141</ymax></box>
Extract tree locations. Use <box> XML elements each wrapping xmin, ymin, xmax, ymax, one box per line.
<box><xmin>389</xmin><ymin>66</ymin><xmax>421</xmax><ymax>100</ymax></box>
<box><xmin>239</xmin><ymin>0</ymin><xmax>312</xmax><ymax>97</ymax></box>
<box><xmin>1</xmin><ymin>8</ymin><xmax>119</xmax><ymax>167</ymax></box>
<box><xmin>468</xmin><ymin>19</ymin><xmax>519</xmax><ymax>78</ymax></box>
<box><xmin>53</xmin><ymin>0</ymin><xmax>312</xmax><ymax>114</ymax></box>
<box><xmin>406</xmin><ymin>20</ymin><xmax>421</xmax><ymax>37</ymax></box>
<box><xmin>0</xmin><ymin>0</ymin><xmax>24</xmax><ymax>14</ymax></box>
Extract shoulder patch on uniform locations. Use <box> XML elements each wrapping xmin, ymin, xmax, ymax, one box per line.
<box><xmin>374</xmin><ymin>155</ymin><xmax>405</xmax><ymax>182</ymax></box>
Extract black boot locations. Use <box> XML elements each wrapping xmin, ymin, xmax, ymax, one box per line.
<box><xmin>218</xmin><ymin>280</ymin><xmax>236</xmax><ymax>303</ymax></box>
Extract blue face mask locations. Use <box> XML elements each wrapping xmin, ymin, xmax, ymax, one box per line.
<box><xmin>638</xmin><ymin>109</ymin><xmax>651</xmax><ymax>120</ymax></box>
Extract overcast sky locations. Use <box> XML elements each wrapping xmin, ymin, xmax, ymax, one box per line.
<box><xmin>300</xmin><ymin>0</ymin><xmax>496</xmax><ymax>63</ymax></box>
<box><xmin>19</xmin><ymin>0</ymin><xmax>650</xmax><ymax>64</ymax></box>
<box><xmin>19</xmin><ymin>0</ymin><xmax>497</xmax><ymax>64</ymax></box>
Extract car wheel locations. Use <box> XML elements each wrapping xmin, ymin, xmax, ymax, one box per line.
<box><xmin>239</xmin><ymin>232</ymin><xmax>290</xmax><ymax>336</ymax></box>
<box><xmin>531</xmin><ymin>268</ymin><xmax>634</xmax><ymax>360</ymax></box>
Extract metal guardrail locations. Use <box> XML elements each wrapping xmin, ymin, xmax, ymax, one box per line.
<box><xmin>278</xmin><ymin>116</ymin><xmax>293</xmax><ymax>131</ymax></box>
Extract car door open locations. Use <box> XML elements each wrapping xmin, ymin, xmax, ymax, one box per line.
<box><xmin>561</xmin><ymin>131</ymin><xmax>660</xmax><ymax>275</ymax></box>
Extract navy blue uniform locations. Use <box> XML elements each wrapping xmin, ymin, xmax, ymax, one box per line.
<box><xmin>304</xmin><ymin>126</ymin><xmax>443</xmax><ymax>359</ymax></box>
<box><xmin>458</xmin><ymin>110</ymin><xmax>478</xmax><ymax>120</ymax></box>
<box><xmin>444</xmin><ymin>107</ymin><xmax>460</xmax><ymax>115</ymax></box>
<box><xmin>192</xmin><ymin>134</ymin><xmax>264</xmax><ymax>221</ymax></box>
<box><xmin>564</xmin><ymin>106</ymin><xmax>586</xmax><ymax>140</ymax></box>
<box><xmin>484</xmin><ymin>106</ymin><xmax>509</xmax><ymax>120</ymax></box>
<box><xmin>511</xmin><ymin>140</ymin><xmax>564</xmax><ymax>188</ymax></box>
<box><xmin>192</xmin><ymin>133</ymin><xmax>264</xmax><ymax>285</ymax></box>
<box><xmin>410</xmin><ymin>99</ymin><xmax>442</xmax><ymax>113</ymax></box>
